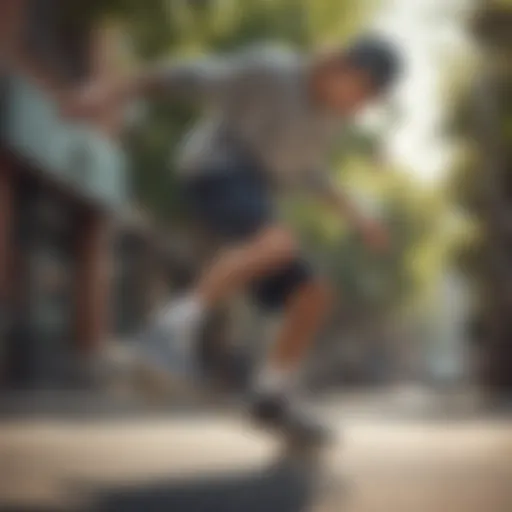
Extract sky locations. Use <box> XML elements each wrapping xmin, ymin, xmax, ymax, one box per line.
<box><xmin>372</xmin><ymin>0</ymin><xmax>477</xmax><ymax>184</ymax></box>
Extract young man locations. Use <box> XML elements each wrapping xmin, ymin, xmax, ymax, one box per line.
<box><xmin>65</xmin><ymin>35</ymin><xmax>400</xmax><ymax>432</ymax></box>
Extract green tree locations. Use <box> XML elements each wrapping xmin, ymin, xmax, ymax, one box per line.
<box><xmin>450</xmin><ymin>0</ymin><xmax>512</xmax><ymax>400</ymax></box>
<box><xmin>80</xmin><ymin>1</ymin><xmax>457</xmax><ymax>354</ymax></box>
<box><xmin>82</xmin><ymin>0</ymin><xmax>377</xmax><ymax>220</ymax></box>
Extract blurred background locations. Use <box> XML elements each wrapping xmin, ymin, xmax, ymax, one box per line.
<box><xmin>0</xmin><ymin>1</ymin><xmax>511</xmax><ymax>511</ymax></box>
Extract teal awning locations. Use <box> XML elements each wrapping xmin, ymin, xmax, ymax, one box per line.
<box><xmin>4</xmin><ymin>73</ymin><xmax>128</xmax><ymax>209</ymax></box>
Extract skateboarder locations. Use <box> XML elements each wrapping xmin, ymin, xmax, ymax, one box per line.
<box><xmin>64</xmin><ymin>35</ymin><xmax>401</xmax><ymax>434</ymax></box>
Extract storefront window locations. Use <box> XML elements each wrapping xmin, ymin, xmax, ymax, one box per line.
<box><xmin>114</xmin><ymin>232</ymin><xmax>149</xmax><ymax>337</ymax></box>
<box><xmin>6</xmin><ymin>176</ymin><xmax>78</xmax><ymax>387</ymax></box>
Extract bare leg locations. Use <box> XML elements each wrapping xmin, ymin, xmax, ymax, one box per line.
<box><xmin>196</xmin><ymin>225</ymin><xmax>297</xmax><ymax>307</ymax></box>
<box><xmin>270</xmin><ymin>279</ymin><xmax>332</xmax><ymax>373</ymax></box>
<box><xmin>194</xmin><ymin>225</ymin><xmax>331</xmax><ymax>378</ymax></box>
<box><xmin>255</xmin><ymin>279</ymin><xmax>333</xmax><ymax>395</ymax></box>
<box><xmin>153</xmin><ymin>224</ymin><xmax>300</xmax><ymax>367</ymax></box>
<box><xmin>251</xmin><ymin>279</ymin><xmax>333</xmax><ymax>436</ymax></box>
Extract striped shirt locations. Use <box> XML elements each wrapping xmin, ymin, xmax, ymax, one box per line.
<box><xmin>155</xmin><ymin>46</ymin><xmax>344</xmax><ymax>193</ymax></box>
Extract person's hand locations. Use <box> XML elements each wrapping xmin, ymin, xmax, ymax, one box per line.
<box><xmin>60</xmin><ymin>82</ymin><xmax>111</xmax><ymax>120</ymax></box>
<box><xmin>357</xmin><ymin>217</ymin><xmax>390</xmax><ymax>253</ymax></box>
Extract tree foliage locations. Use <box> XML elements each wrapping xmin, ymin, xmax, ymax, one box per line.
<box><xmin>86</xmin><ymin>0</ymin><xmax>375</xmax><ymax>220</ymax></box>
<box><xmin>81</xmin><ymin>0</ymin><xmax>457</xmax><ymax>323</ymax></box>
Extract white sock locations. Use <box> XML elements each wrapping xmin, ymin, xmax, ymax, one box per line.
<box><xmin>255</xmin><ymin>363</ymin><xmax>300</xmax><ymax>397</ymax></box>
<box><xmin>156</xmin><ymin>294</ymin><xmax>206</xmax><ymax>348</ymax></box>
<box><xmin>159</xmin><ymin>293</ymin><xmax>204</xmax><ymax>323</ymax></box>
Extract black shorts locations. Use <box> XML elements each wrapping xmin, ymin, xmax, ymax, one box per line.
<box><xmin>182</xmin><ymin>164</ymin><xmax>313</xmax><ymax>310</ymax></box>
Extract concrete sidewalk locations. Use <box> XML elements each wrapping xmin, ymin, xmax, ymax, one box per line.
<box><xmin>0</xmin><ymin>413</ymin><xmax>511</xmax><ymax>512</ymax></box>
<box><xmin>0</xmin><ymin>390</ymin><xmax>511</xmax><ymax>512</ymax></box>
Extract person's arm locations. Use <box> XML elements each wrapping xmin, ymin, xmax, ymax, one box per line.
<box><xmin>61</xmin><ymin>55</ymin><xmax>237</xmax><ymax>118</ymax></box>
<box><xmin>130</xmin><ymin>56</ymin><xmax>233</xmax><ymax>100</ymax></box>
<box><xmin>306</xmin><ymin>172</ymin><xmax>389</xmax><ymax>251</ymax></box>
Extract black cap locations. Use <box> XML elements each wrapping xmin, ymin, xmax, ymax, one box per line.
<box><xmin>345</xmin><ymin>35</ymin><xmax>402</xmax><ymax>92</ymax></box>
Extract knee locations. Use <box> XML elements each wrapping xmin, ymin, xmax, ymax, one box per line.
<box><xmin>253</xmin><ymin>260</ymin><xmax>335</xmax><ymax>313</ymax></box>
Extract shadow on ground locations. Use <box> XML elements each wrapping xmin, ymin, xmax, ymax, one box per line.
<box><xmin>88</xmin><ymin>460</ymin><xmax>319</xmax><ymax>512</ymax></box>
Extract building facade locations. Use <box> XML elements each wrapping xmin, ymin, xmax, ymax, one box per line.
<box><xmin>0</xmin><ymin>0</ymin><xmax>128</xmax><ymax>389</ymax></box>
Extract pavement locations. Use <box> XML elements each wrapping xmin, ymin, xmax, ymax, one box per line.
<box><xmin>0</xmin><ymin>390</ymin><xmax>511</xmax><ymax>512</ymax></box>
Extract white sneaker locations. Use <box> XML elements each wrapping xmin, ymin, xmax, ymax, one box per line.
<box><xmin>126</xmin><ymin>296</ymin><xmax>205</xmax><ymax>394</ymax></box>
<box><xmin>147</xmin><ymin>302</ymin><xmax>202</xmax><ymax>373</ymax></box>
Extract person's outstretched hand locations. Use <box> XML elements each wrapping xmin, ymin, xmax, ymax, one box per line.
<box><xmin>60</xmin><ymin>82</ymin><xmax>111</xmax><ymax>120</ymax></box>
<box><xmin>357</xmin><ymin>217</ymin><xmax>390</xmax><ymax>253</ymax></box>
